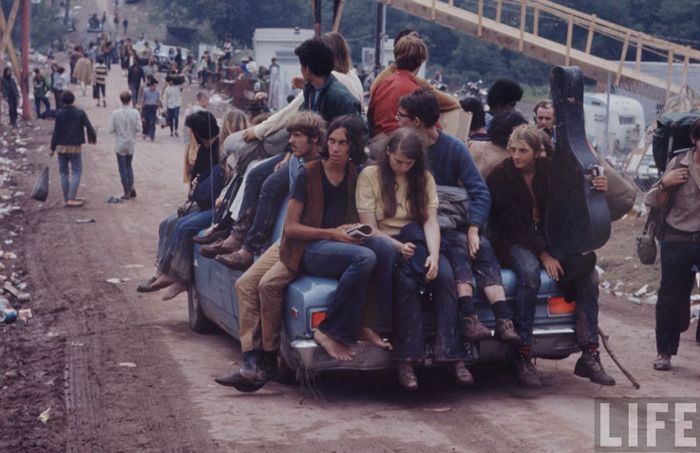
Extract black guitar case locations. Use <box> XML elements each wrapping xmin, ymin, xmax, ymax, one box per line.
<box><xmin>546</xmin><ymin>66</ymin><xmax>611</xmax><ymax>253</ymax></box>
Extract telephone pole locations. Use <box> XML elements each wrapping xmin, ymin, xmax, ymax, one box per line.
<box><xmin>21</xmin><ymin>0</ymin><xmax>30</xmax><ymax>119</ymax></box>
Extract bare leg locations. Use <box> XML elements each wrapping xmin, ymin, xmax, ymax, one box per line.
<box><xmin>483</xmin><ymin>285</ymin><xmax>506</xmax><ymax>305</ymax></box>
<box><xmin>456</xmin><ymin>282</ymin><xmax>472</xmax><ymax>298</ymax></box>
<box><xmin>161</xmin><ymin>281</ymin><xmax>188</xmax><ymax>300</ymax></box>
<box><xmin>313</xmin><ymin>330</ymin><xmax>353</xmax><ymax>361</ymax></box>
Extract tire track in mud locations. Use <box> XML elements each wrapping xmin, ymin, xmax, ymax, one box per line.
<box><xmin>25</xmin><ymin>174</ymin><xmax>216</xmax><ymax>451</ymax></box>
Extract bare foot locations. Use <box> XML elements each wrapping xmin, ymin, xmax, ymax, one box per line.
<box><xmin>359</xmin><ymin>327</ymin><xmax>393</xmax><ymax>350</ymax></box>
<box><xmin>313</xmin><ymin>330</ymin><xmax>354</xmax><ymax>361</ymax></box>
<box><xmin>161</xmin><ymin>281</ymin><xmax>187</xmax><ymax>301</ymax></box>
<box><xmin>150</xmin><ymin>274</ymin><xmax>176</xmax><ymax>291</ymax></box>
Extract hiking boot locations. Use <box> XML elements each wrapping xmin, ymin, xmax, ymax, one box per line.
<box><xmin>574</xmin><ymin>350</ymin><xmax>616</xmax><ymax>386</ymax></box>
<box><xmin>449</xmin><ymin>361</ymin><xmax>474</xmax><ymax>386</ymax></box>
<box><xmin>192</xmin><ymin>229</ymin><xmax>228</xmax><ymax>245</ymax></box>
<box><xmin>130</xmin><ymin>188</ymin><xmax>137</xmax><ymax>198</ymax></box>
<box><xmin>215</xmin><ymin>249</ymin><xmax>254</xmax><ymax>271</ymax></box>
<box><xmin>397</xmin><ymin>362</ymin><xmax>418</xmax><ymax>391</ymax></box>
<box><xmin>214</xmin><ymin>351</ymin><xmax>269</xmax><ymax>392</ymax></box>
<box><xmin>514</xmin><ymin>351</ymin><xmax>543</xmax><ymax>389</ymax></box>
<box><xmin>461</xmin><ymin>315</ymin><xmax>491</xmax><ymax>342</ymax></box>
<box><xmin>200</xmin><ymin>234</ymin><xmax>242</xmax><ymax>258</ymax></box>
<box><xmin>494</xmin><ymin>319</ymin><xmax>522</xmax><ymax>345</ymax></box>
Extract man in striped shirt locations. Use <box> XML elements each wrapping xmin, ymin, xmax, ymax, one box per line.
<box><xmin>93</xmin><ymin>57</ymin><xmax>109</xmax><ymax>107</ymax></box>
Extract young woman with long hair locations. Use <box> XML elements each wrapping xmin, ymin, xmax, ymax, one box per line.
<box><xmin>356</xmin><ymin>128</ymin><xmax>470</xmax><ymax>391</ymax></box>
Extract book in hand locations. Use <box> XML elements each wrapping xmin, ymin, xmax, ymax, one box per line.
<box><xmin>346</xmin><ymin>224</ymin><xmax>373</xmax><ymax>239</ymax></box>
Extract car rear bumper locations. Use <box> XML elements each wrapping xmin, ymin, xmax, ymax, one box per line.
<box><xmin>284</xmin><ymin>327</ymin><xmax>578</xmax><ymax>371</ymax></box>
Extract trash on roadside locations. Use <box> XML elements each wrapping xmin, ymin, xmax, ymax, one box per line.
<box><xmin>106</xmin><ymin>196</ymin><xmax>123</xmax><ymax>204</ymax></box>
<box><xmin>75</xmin><ymin>218</ymin><xmax>96</xmax><ymax>224</ymax></box>
<box><xmin>595</xmin><ymin>265</ymin><xmax>605</xmax><ymax>275</ymax></box>
<box><xmin>106</xmin><ymin>277</ymin><xmax>131</xmax><ymax>284</ymax></box>
<box><xmin>18</xmin><ymin>308</ymin><xmax>32</xmax><ymax>323</ymax></box>
<box><xmin>0</xmin><ymin>295</ymin><xmax>16</xmax><ymax>323</ymax></box>
<box><xmin>118</xmin><ymin>362</ymin><xmax>137</xmax><ymax>368</ymax></box>
<box><xmin>37</xmin><ymin>407</ymin><xmax>51</xmax><ymax>425</ymax></box>
<box><xmin>633</xmin><ymin>285</ymin><xmax>649</xmax><ymax>297</ymax></box>
<box><xmin>122</xmin><ymin>264</ymin><xmax>144</xmax><ymax>269</ymax></box>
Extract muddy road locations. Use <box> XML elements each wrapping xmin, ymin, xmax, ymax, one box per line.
<box><xmin>1</xmin><ymin>62</ymin><xmax>699</xmax><ymax>453</ymax></box>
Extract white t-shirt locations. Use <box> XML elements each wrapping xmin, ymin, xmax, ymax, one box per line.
<box><xmin>108</xmin><ymin>106</ymin><xmax>143</xmax><ymax>155</ymax></box>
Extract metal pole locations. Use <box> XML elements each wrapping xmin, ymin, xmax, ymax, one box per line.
<box><xmin>604</xmin><ymin>72</ymin><xmax>611</xmax><ymax>154</ymax></box>
<box><xmin>21</xmin><ymin>0</ymin><xmax>30</xmax><ymax>120</ymax></box>
<box><xmin>374</xmin><ymin>3</ymin><xmax>385</xmax><ymax>76</ymax></box>
<box><xmin>312</xmin><ymin>0</ymin><xmax>321</xmax><ymax>36</ymax></box>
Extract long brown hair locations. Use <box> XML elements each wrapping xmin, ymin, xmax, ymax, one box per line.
<box><xmin>379</xmin><ymin>128</ymin><xmax>428</xmax><ymax>225</ymax></box>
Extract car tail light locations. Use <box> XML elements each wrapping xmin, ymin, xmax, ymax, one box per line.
<box><xmin>311</xmin><ymin>310</ymin><xmax>326</xmax><ymax>329</ymax></box>
<box><xmin>547</xmin><ymin>296</ymin><xmax>576</xmax><ymax>315</ymax></box>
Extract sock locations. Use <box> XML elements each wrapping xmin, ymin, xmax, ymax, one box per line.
<box><xmin>459</xmin><ymin>296</ymin><xmax>475</xmax><ymax>317</ymax></box>
<box><xmin>491</xmin><ymin>300</ymin><xmax>511</xmax><ymax>320</ymax></box>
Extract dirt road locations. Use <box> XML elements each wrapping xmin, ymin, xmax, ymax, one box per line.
<box><xmin>1</xmin><ymin>53</ymin><xmax>699</xmax><ymax>453</ymax></box>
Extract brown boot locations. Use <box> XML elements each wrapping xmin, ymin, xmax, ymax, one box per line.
<box><xmin>215</xmin><ymin>248</ymin><xmax>254</xmax><ymax>271</ymax></box>
<box><xmin>461</xmin><ymin>314</ymin><xmax>491</xmax><ymax>341</ymax></box>
<box><xmin>200</xmin><ymin>234</ymin><xmax>242</xmax><ymax>258</ymax></box>
<box><xmin>494</xmin><ymin>319</ymin><xmax>522</xmax><ymax>345</ymax></box>
<box><xmin>192</xmin><ymin>228</ymin><xmax>228</xmax><ymax>245</ymax></box>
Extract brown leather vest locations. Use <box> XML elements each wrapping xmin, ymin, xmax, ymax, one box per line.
<box><xmin>279</xmin><ymin>160</ymin><xmax>359</xmax><ymax>271</ymax></box>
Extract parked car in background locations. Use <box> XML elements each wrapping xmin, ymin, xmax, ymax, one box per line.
<box><xmin>188</xmin><ymin>205</ymin><xmax>580</xmax><ymax>384</ymax></box>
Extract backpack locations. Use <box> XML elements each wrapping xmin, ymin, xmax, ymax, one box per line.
<box><xmin>652</xmin><ymin>112</ymin><xmax>700</xmax><ymax>172</ymax></box>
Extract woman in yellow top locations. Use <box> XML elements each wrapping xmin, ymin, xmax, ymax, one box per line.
<box><xmin>356</xmin><ymin>128</ymin><xmax>472</xmax><ymax>391</ymax></box>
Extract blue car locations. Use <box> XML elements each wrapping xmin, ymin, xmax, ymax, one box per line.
<box><xmin>188</xmin><ymin>205</ymin><xmax>579</xmax><ymax>381</ymax></box>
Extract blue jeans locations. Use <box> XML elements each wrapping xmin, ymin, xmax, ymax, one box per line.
<box><xmin>166</xmin><ymin>106</ymin><xmax>180</xmax><ymax>133</ymax></box>
<box><xmin>142</xmin><ymin>104</ymin><xmax>158</xmax><ymax>140</ymax></box>
<box><xmin>301</xmin><ymin>240</ymin><xmax>377</xmax><ymax>343</ymax></box>
<box><xmin>656</xmin><ymin>240</ymin><xmax>700</xmax><ymax>356</ymax></box>
<box><xmin>509</xmin><ymin>244</ymin><xmax>599</xmax><ymax>348</ymax></box>
<box><xmin>232</xmin><ymin>154</ymin><xmax>285</xmax><ymax>251</ymax></box>
<box><xmin>116</xmin><ymin>153</ymin><xmax>134</xmax><ymax>194</ymax></box>
<box><xmin>129</xmin><ymin>84</ymin><xmax>140</xmax><ymax>107</ymax></box>
<box><xmin>362</xmin><ymin>236</ymin><xmax>398</xmax><ymax>334</ymax></box>
<box><xmin>393</xmin><ymin>254</ymin><xmax>464</xmax><ymax>363</ymax></box>
<box><xmin>157</xmin><ymin>209</ymin><xmax>214</xmax><ymax>282</ymax></box>
<box><xmin>57</xmin><ymin>153</ymin><xmax>82</xmax><ymax>201</ymax></box>
<box><xmin>34</xmin><ymin>96</ymin><xmax>50</xmax><ymax>118</ymax></box>
<box><xmin>441</xmin><ymin>230</ymin><xmax>503</xmax><ymax>287</ymax></box>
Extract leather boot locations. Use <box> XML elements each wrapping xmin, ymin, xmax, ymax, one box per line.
<box><xmin>214</xmin><ymin>351</ymin><xmax>269</xmax><ymax>392</ymax></box>
<box><xmin>514</xmin><ymin>350</ymin><xmax>543</xmax><ymax>389</ymax></box>
<box><xmin>494</xmin><ymin>319</ymin><xmax>522</xmax><ymax>345</ymax></box>
<box><xmin>200</xmin><ymin>234</ymin><xmax>242</xmax><ymax>258</ymax></box>
<box><xmin>449</xmin><ymin>361</ymin><xmax>474</xmax><ymax>386</ymax></box>
<box><xmin>461</xmin><ymin>314</ymin><xmax>491</xmax><ymax>341</ymax></box>
<box><xmin>192</xmin><ymin>228</ymin><xmax>228</xmax><ymax>245</ymax></box>
<box><xmin>574</xmin><ymin>349</ymin><xmax>616</xmax><ymax>386</ymax></box>
<box><xmin>397</xmin><ymin>362</ymin><xmax>418</xmax><ymax>391</ymax></box>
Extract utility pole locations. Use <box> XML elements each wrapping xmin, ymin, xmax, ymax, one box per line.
<box><xmin>311</xmin><ymin>0</ymin><xmax>321</xmax><ymax>36</ymax></box>
<box><xmin>374</xmin><ymin>3</ymin><xmax>386</xmax><ymax>75</ymax></box>
<box><xmin>21</xmin><ymin>0</ymin><xmax>30</xmax><ymax>119</ymax></box>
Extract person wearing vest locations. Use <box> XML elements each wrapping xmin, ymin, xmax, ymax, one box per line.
<box><xmin>214</xmin><ymin>115</ymin><xmax>372</xmax><ymax>392</ymax></box>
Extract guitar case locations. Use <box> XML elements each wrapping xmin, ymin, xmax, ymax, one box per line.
<box><xmin>546</xmin><ymin>66</ymin><xmax>611</xmax><ymax>253</ymax></box>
